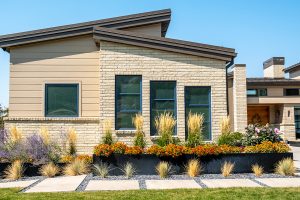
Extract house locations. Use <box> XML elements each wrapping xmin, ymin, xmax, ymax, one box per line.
<box><xmin>0</xmin><ymin>9</ymin><xmax>296</xmax><ymax>154</ymax></box>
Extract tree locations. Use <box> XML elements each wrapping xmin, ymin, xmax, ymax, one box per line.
<box><xmin>0</xmin><ymin>104</ymin><xmax>8</xmax><ymax>129</ymax></box>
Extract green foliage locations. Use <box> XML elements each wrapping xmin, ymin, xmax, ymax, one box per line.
<box><xmin>186</xmin><ymin>112</ymin><xmax>204</xmax><ymax>147</ymax></box>
<box><xmin>0</xmin><ymin>104</ymin><xmax>8</xmax><ymax>129</ymax></box>
<box><xmin>133</xmin><ymin>132</ymin><xmax>146</xmax><ymax>148</ymax></box>
<box><xmin>155</xmin><ymin>112</ymin><xmax>177</xmax><ymax>147</ymax></box>
<box><xmin>101</xmin><ymin>120</ymin><xmax>114</xmax><ymax>145</ymax></box>
<box><xmin>217</xmin><ymin>132</ymin><xmax>243</xmax><ymax>146</ymax></box>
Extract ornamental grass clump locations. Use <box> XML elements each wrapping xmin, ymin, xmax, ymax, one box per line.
<box><xmin>4</xmin><ymin>160</ymin><xmax>24</xmax><ymax>180</ymax></box>
<box><xmin>275</xmin><ymin>158</ymin><xmax>295</xmax><ymax>176</ymax></box>
<box><xmin>221</xmin><ymin>161</ymin><xmax>234</xmax><ymax>177</ymax></box>
<box><xmin>132</xmin><ymin>114</ymin><xmax>146</xmax><ymax>148</ymax></box>
<box><xmin>121</xmin><ymin>162</ymin><xmax>136</xmax><ymax>178</ymax></box>
<box><xmin>186</xmin><ymin>159</ymin><xmax>202</xmax><ymax>177</ymax></box>
<box><xmin>93</xmin><ymin>162</ymin><xmax>112</xmax><ymax>178</ymax></box>
<box><xmin>186</xmin><ymin>112</ymin><xmax>204</xmax><ymax>147</ymax></box>
<box><xmin>252</xmin><ymin>164</ymin><xmax>263</xmax><ymax>177</ymax></box>
<box><xmin>220</xmin><ymin>116</ymin><xmax>231</xmax><ymax>135</ymax></box>
<box><xmin>40</xmin><ymin>162</ymin><xmax>60</xmax><ymax>177</ymax></box>
<box><xmin>102</xmin><ymin>120</ymin><xmax>114</xmax><ymax>145</ymax></box>
<box><xmin>10</xmin><ymin>126</ymin><xmax>22</xmax><ymax>143</ymax></box>
<box><xmin>155</xmin><ymin>112</ymin><xmax>177</xmax><ymax>147</ymax></box>
<box><xmin>40</xmin><ymin>127</ymin><xmax>50</xmax><ymax>145</ymax></box>
<box><xmin>67</xmin><ymin>128</ymin><xmax>77</xmax><ymax>156</ymax></box>
<box><xmin>156</xmin><ymin>161</ymin><xmax>172</xmax><ymax>178</ymax></box>
<box><xmin>63</xmin><ymin>158</ymin><xmax>89</xmax><ymax>176</ymax></box>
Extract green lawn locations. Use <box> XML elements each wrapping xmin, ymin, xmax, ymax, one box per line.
<box><xmin>0</xmin><ymin>188</ymin><xmax>299</xmax><ymax>200</ymax></box>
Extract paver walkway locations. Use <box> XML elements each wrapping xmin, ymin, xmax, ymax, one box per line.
<box><xmin>85</xmin><ymin>180</ymin><xmax>140</xmax><ymax>191</ymax></box>
<box><xmin>256</xmin><ymin>178</ymin><xmax>300</xmax><ymax>187</ymax></box>
<box><xmin>25</xmin><ymin>175</ymin><xmax>86</xmax><ymax>193</ymax></box>
<box><xmin>0</xmin><ymin>179</ymin><xmax>38</xmax><ymax>188</ymax></box>
<box><xmin>201</xmin><ymin>179</ymin><xmax>262</xmax><ymax>188</ymax></box>
<box><xmin>146</xmin><ymin>180</ymin><xmax>201</xmax><ymax>189</ymax></box>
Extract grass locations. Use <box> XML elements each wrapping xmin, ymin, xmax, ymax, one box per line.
<box><xmin>186</xmin><ymin>159</ymin><xmax>202</xmax><ymax>177</ymax></box>
<box><xmin>156</xmin><ymin>161</ymin><xmax>172</xmax><ymax>178</ymax></box>
<box><xmin>220</xmin><ymin>116</ymin><xmax>231</xmax><ymax>134</ymax></box>
<box><xmin>63</xmin><ymin>159</ymin><xmax>89</xmax><ymax>176</ymax></box>
<box><xmin>221</xmin><ymin>161</ymin><xmax>234</xmax><ymax>177</ymax></box>
<box><xmin>93</xmin><ymin>162</ymin><xmax>112</xmax><ymax>178</ymax></box>
<box><xmin>252</xmin><ymin>164</ymin><xmax>264</xmax><ymax>177</ymax></box>
<box><xmin>0</xmin><ymin>188</ymin><xmax>300</xmax><ymax>200</ymax></box>
<box><xmin>275</xmin><ymin>158</ymin><xmax>296</xmax><ymax>176</ymax></box>
<box><xmin>39</xmin><ymin>162</ymin><xmax>60</xmax><ymax>177</ymax></box>
<box><xmin>4</xmin><ymin>160</ymin><xmax>24</xmax><ymax>180</ymax></box>
<box><xmin>121</xmin><ymin>162</ymin><xmax>136</xmax><ymax>178</ymax></box>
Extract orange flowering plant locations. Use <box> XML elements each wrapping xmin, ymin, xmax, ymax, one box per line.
<box><xmin>93</xmin><ymin>144</ymin><xmax>113</xmax><ymax>157</ymax></box>
<box><xmin>76</xmin><ymin>154</ymin><xmax>93</xmax><ymax>164</ymax></box>
<box><xmin>146</xmin><ymin>145</ymin><xmax>166</xmax><ymax>157</ymax></box>
<box><xmin>165</xmin><ymin>144</ymin><xmax>184</xmax><ymax>158</ymax></box>
<box><xmin>124</xmin><ymin>146</ymin><xmax>143</xmax><ymax>155</ymax></box>
<box><xmin>112</xmin><ymin>142</ymin><xmax>127</xmax><ymax>154</ymax></box>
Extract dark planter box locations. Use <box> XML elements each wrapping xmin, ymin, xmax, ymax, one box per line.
<box><xmin>0</xmin><ymin>163</ymin><xmax>66</xmax><ymax>177</ymax></box>
<box><xmin>93</xmin><ymin>152</ymin><xmax>293</xmax><ymax>175</ymax></box>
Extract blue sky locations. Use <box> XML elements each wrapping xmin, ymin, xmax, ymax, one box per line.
<box><xmin>0</xmin><ymin>0</ymin><xmax>299</xmax><ymax>107</ymax></box>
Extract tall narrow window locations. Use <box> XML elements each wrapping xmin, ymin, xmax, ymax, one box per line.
<box><xmin>150</xmin><ymin>81</ymin><xmax>176</xmax><ymax>135</ymax></box>
<box><xmin>115</xmin><ymin>76</ymin><xmax>142</xmax><ymax>130</ymax></box>
<box><xmin>185</xmin><ymin>87</ymin><xmax>211</xmax><ymax>140</ymax></box>
<box><xmin>45</xmin><ymin>84</ymin><xmax>79</xmax><ymax>117</ymax></box>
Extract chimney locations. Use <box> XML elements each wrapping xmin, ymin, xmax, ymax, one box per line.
<box><xmin>263</xmin><ymin>57</ymin><xmax>285</xmax><ymax>78</ymax></box>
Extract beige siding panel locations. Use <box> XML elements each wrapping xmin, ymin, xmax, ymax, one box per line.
<box><xmin>81</xmin><ymin>111</ymin><xmax>99</xmax><ymax>117</ymax></box>
<box><xmin>11</xmin><ymin>72</ymin><xmax>99</xmax><ymax>78</ymax></box>
<box><xmin>82</xmin><ymin>98</ymin><xmax>100</xmax><ymax>104</ymax></box>
<box><xmin>82</xmin><ymin>85</ymin><xmax>100</xmax><ymax>91</ymax></box>
<box><xmin>10</xmin><ymin>78</ymin><xmax>99</xmax><ymax>85</ymax></box>
<box><xmin>9</xmin><ymin>110</ymin><xmax>42</xmax><ymax>117</ymax></box>
<box><xmin>10</xmin><ymin>91</ymin><xmax>41</xmax><ymax>98</ymax></box>
<box><xmin>11</xmin><ymin>52</ymin><xmax>99</xmax><ymax>60</ymax></box>
<box><xmin>10</xmin><ymin>98</ymin><xmax>42</xmax><ymax>104</ymax></box>
<box><xmin>10</xmin><ymin>104</ymin><xmax>41</xmax><ymax>111</ymax></box>
<box><xmin>11</xmin><ymin>58</ymin><xmax>99</xmax><ymax>65</ymax></box>
<box><xmin>10</xmin><ymin>85</ymin><xmax>42</xmax><ymax>91</ymax></box>
<box><xmin>82</xmin><ymin>91</ymin><xmax>99</xmax><ymax>98</ymax></box>
<box><xmin>82</xmin><ymin>104</ymin><xmax>100</xmax><ymax>111</ymax></box>
<box><xmin>11</xmin><ymin>65</ymin><xmax>99</xmax><ymax>72</ymax></box>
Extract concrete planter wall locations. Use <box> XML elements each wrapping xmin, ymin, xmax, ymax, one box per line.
<box><xmin>93</xmin><ymin>153</ymin><xmax>293</xmax><ymax>175</ymax></box>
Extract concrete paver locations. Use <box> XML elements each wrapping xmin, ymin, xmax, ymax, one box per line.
<box><xmin>201</xmin><ymin>179</ymin><xmax>262</xmax><ymax>188</ymax></box>
<box><xmin>0</xmin><ymin>179</ymin><xmax>38</xmax><ymax>188</ymax></box>
<box><xmin>146</xmin><ymin>180</ymin><xmax>201</xmax><ymax>189</ymax></box>
<box><xmin>85</xmin><ymin>180</ymin><xmax>140</xmax><ymax>191</ymax></box>
<box><xmin>256</xmin><ymin>178</ymin><xmax>300</xmax><ymax>187</ymax></box>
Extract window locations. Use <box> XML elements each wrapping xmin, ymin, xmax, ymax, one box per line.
<box><xmin>150</xmin><ymin>81</ymin><xmax>176</xmax><ymax>135</ymax></box>
<box><xmin>115</xmin><ymin>76</ymin><xmax>142</xmax><ymax>130</ymax></box>
<box><xmin>185</xmin><ymin>87</ymin><xmax>211</xmax><ymax>140</ymax></box>
<box><xmin>247</xmin><ymin>88</ymin><xmax>267</xmax><ymax>97</ymax></box>
<box><xmin>285</xmin><ymin>88</ymin><xmax>300</xmax><ymax>96</ymax></box>
<box><xmin>45</xmin><ymin>84</ymin><xmax>79</xmax><ymax>117</ymax></box>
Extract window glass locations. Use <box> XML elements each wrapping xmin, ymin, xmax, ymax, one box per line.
<box><xmin>285</xmin><ymin>89</ymin><xmax>299</xmax><ymax>96</ymax></box>
<box><xmin>247</xmin><ymin>89</ymin><xmax>257</xmax><ymax>96</ymax></box>
<box><xmin>259</xmin><ymin>89</ymin><xmax>268</xmax><ymax>96</ymax></box>
<box><xmin>150</xmin><ymin>81</ymin><xmax>176</xmax><ymax>135</ymax></box>
<box><xmin>115</xmin><ymin>76</ymin><xmax>142</xmax><ymax>129</ymax></box>
<box><xmin>45</xmin><ymin>84</ymin><xmax>78</xmax><ymax>117</ymax></box>
<box><xmin>185</xmin><ymin>87</ymin><xmax>211</xmax><ymax>140</ymax></box>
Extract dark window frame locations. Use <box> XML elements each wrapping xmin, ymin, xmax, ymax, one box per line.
<box><xmin>184</xmin><ymin>86</ymin><xmax>212</xmax><ymax>140</ymax></box>
<box><xmin>115</xmin><ymin>75</ymin><xmax>142</xmax><ymax>130</ymax></box>
<box><xmin>150</xmin><ymin>81</ymin><xmax>177</xmax><ymax>136</ymax></box>
<box><xmin>284</xmin><ymin>88</ymin><xmax>300</xmax><ymax>96</ymax></box>
<box><xmin>247</xmin><ymin>88</ymin><xmax>268</xmax><ymax>97</ymax></box>
<box><xmin>45</xmin><ymin>83</ymin><xmax>79</xmax><ymax>117</ymax></box>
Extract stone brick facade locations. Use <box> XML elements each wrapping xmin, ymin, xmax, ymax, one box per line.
<box><xmin>99</xmin><ymin>41</ymin><xmax>228</xmax><ymax>145</ymax></box>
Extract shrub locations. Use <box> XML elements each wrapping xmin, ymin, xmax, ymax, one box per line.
<box><xmin>40</xmin><ymin>162</ymin><xmax>60</xmax><ymax>177</ymax></box>
<box><xmin>63</xmin><ymin>158</ymin><xmax>89</xmax><ymax>176</ymax></box>
<box><xmin>146</xmin><ymin>145</ymin><xmax>166</xmax><ymax>157</ymax></box>
<box><xmin>93</xmin><ymin>162</ymin><xmax>112</xmax><ymax>178</ymax></box>
<box><xmin>186</xmin><ymin>159</ymin><xmax>202</xmax><ymax>177</ymax></box>
<box><xmin>186</xmin><ymin>112</ymin><xmax>204</xmax><ymax>147</ymax></box>
<box><xmin>156</xmin><ymin>161</ymin><xmax>172</xmax><ymax>178</ymax></box>
<box><xmin>112</xmin><ymin>142</ymin><xmax>127</xmax><ymax>154</ymax></box>
<box><xmin>155</xmin><ymin>112</ymin><xmax>176</xmax><ymax>146</ymax></box>
<box><xmin>4</xmin><ymin>160</ymin><xmax>24</xmax><ymax>180</ymax></box>
<box><xmin>243</xmin><ymin>124</ymin><xmax>282</xmax><ymax>146</ymax></box>
<box><xmin>133</xmin><ymin>114</ymin><xmax>146</xmax><ymax>148</ymax></box>
<box><xmin>243</xmin><ymin>141</ymin><xmax>290</xmax><ymax>153</ymax></box>
<box><xmin>124</xmin><ymin>146</ymin><xmax>143</xmax><ymax>155</ymax></box>
<box><xmin>165</xmin><ymin>144</ymin><xmax>183</xmax><ymax>158</ymax></box>
<box><xmin>121</xmin><ymin>162</ymin><xmax>136</xmax><ymax>178</ymax></box>
<box><xmin>76</xmin><ymin>154</ymin><xmax>93</xmax><ymax>164</ymax></box>
<box><xmin>94</xmin><ymin>144</ymin><xmax>113</xmax><ymax>157</ymax></box>
<box><xmin>193</xmin><ymin>144</ymin><xmax>220</xmax><ymax>156</ymax></box>
<box><xmin>67</xmin><ymin>128</ymin><xmax>77</xmax><ymax>156</ymax></box>
<box><xmin>252</xmin><ymin>164</ymin><xmax>263</xmax><ymax>177</ymax></box>
<box><xmin>102</xmin><ymin>120</ymin><xmax>114</xmax><ymax>145</ymax></box>
<box><xmin>182</xmin><ymin>146</ymin><xmax>194</xmax><ymax>155</ymax></box>
<box><xmin>221</xmin><ymin>161</ymin><xmax>234</xmax><ymax>177</ymax></box>
<box><xmin>217</xmin><ymin>132</ymin><xmax>243</xmax><ymax>146</ymax></box>
<box><xmin>60</xmin><ymin>155</ymin><xmax>74</xmax><ymax>163</ymax></box>
<box><xmin>220</xmin><ymin>116</ymin><xmax>231</xmax><ymax>134</ymax></box>
<box><xmin>275</xmin><ymin>158</ymin><xmax>295</xmax><ymax>176</ymax></box>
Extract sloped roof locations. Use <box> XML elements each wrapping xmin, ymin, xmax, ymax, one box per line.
<box><xmin>247</xmin><ymin>77</ymin><xmax>300</xmax><ymax>86</ymax></box>
<box><xmin>284</xmin><ymin>62</ymin><xmax>300</xmax><ymax>73</ymax></box>
<box><xmin>0</xmin><ymin>9</ymin><xmax>171</xmax><ymax>51</ymax></box>
<box><xmin>93</xmin><ymin>27</ymin><xmax>236</xmax><ymax>62</ymax></box>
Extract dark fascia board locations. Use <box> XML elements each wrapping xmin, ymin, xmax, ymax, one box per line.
<box><xmin>93</xmin><ymin>27</ymin><xmax>236</xmax><ymax>62</ymax></box>
<box><xmin>284</xmin><ymin>62</ymin><xmax>300</xmax><ymax>73</ymax></box>
<box><xmin>0</xmin><ymin>9</ymin><xmax>171</xmax><ymax>51</ymax></box>
<box><xmin>247</xmin><ymin>78</ymin><xmax>300</xmax><ymax>86</ymax></box>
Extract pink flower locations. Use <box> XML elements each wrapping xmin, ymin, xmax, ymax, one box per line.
<box><xmin>255</xmin><ymin>127</ymin><xmax>260</xmax><ymax>133</ymax></box>
<box><xmin>274</xmin><ymin>128</ymin><xmax>280</xmax><ymax>134</ymax></box>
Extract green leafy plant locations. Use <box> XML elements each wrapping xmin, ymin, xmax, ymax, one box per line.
<box><xmin>67</xmin><ymin>128</ymin><xmax>77</xmax><ymax>156</ymax></box>
<box><xmin>132</xmin><ymin>114</ymin><xmax>146</xmax><ymax>148</ymax></box>
<box><xmin>121</xmin><ymin>162</ymin><xmax>136</xmax><ymax>178</ymax></box>
<box><xmin>102</xmin><ymin>120</ymin><xmax>114</xmax><ymax>145</ymax></box>
<box><xmin>0</xmin><ymin>104</ymin><xmax>8</xmax><ymax>129</ymax></box>
<box><xmin>155</xmin><ymin>112</ymin><xmax>177</xmax><ymax>147</ymax></box>
<box><xmin>217</xmin><ymin>132</ymin><xmax>243</xmax><ymax>146</ymax></box>
<box><xmin>93</xmin><ymin>162</ymin><xmax>112</xmax><ymax>178</ymax></box>
<box><xmin>156</xmin><ymin>161</ymin><xmax>172</xmax><ymax>178</ymax></box>
<box><xmin>275</xmin><ymin>158</ymin><xmax>295</xmax><ymax>176</ymax></box>
<box><xmin>186</xmin><ymin>112</ymin><xmax>204</xmax><ymax>147</ymax></box>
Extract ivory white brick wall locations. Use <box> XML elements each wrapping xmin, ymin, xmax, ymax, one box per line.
<box><xmin>99</xmin><ymin>41</ymin><xmax>228</xmax><ymax>144</ymax></box>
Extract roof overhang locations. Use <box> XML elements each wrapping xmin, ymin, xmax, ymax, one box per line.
<box><xmin>93</xmin><ymin>27</ymin><xmax>236</xmax><ymax>63</ymax></box>
<box><xmin>0</xmin><ymin>9</ymin><xmax>171</xmax><ymax>51</ymax></box>
<box><xmin>284</xmin><ymin>62</ymin><xmax>300</xmax><ymax>73</ymax></box>
<box><xmin>247</xmin><ymin>78</ymin><xmax>300</xmax><ymax>86</ymax></box>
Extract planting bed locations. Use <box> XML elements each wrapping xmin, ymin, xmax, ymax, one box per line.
<box><xmin>93</xmin><ymin>153</ymin><xmax>293</xmax><ymax>175</ymax></box>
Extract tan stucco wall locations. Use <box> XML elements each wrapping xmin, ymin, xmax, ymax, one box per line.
<box><xmin>9</xmin><ymin>36</ymin><xmax>100</xmax><ymax>118</ymax></box>
<box><xmin>122</xmin><ymin>23</ymin><xmax>162</xmax><ymax>37</ymax></box>
<box><xmin>99</xmin><ymin>41</ymin><xmax>228</xmax><ymax>144</ymax></box>
<box><xmin>263</xmin><ymin>65</ymin><xmax>285</xmax><ymax>78</ymax></box>
<box><xmin>289</xmin><ymin>70</ymin><xmax>300</xmax><ymax>79</ymax></box>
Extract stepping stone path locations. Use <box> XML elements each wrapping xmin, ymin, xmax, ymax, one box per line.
<box><xmin>201</xmin><ymin>179</ymin><xmax>262</xmax><ymax>188</ymax></box>
<box><xmin>146</xmin><ymin>180</ymin><xmax>201</xmax><ymax>189</ymax></box>
<box><xmin>85</xmin><ymin>180</ymin><xmax>140</xmax><ymax>191</ymax></box>
<box><xmin>256</xmin><ymin>178</ymin><xmax>300</xmax><ymax>187</ymax></box>
<box><xmin>25</xmin><ymin>175</ymin><xmax>86</xmax><ymax>193</ymax></box>
<box><xmin>0</xmin><ymin>179</ymin><xmax>38</xmax><ymax>188</ymax></box>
